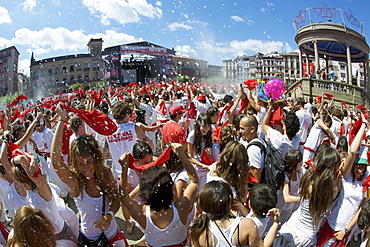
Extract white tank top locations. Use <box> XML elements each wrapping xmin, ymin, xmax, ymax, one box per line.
<box><xmin>209</xmin><ymin>217</ymin><xmax>242</xmax><ymax>247</ymax></box>
<box><xmin>74</xmin><ymin>189</ymin><xmax>118</xmax><ymax>240</ymax></box>
<box><xmin>144</xmin><ymin>203</ymin><xmax>187</xmax><ymax>247</ymax></box>
<box><xmin>107</xmin><ymin>122</ymin><xmax>137</xmax><ymax>178</ymax></box>
<box><xmin>28</xmin><ymin>189</ymin><xmax>64</xmax><ymax>234</ymax></box>
<box><xmin>246</xmin><ymin>211</ymin><xmax>269</xmax><ymax>238</ymax></box>
<box><xmin>8</xmin><ymin>182</ymin><xmax>29</xmax><ymax>218</ymax></box>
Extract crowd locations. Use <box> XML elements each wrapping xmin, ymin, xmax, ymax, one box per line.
<box><xmin>0</xmin><ymin>78</ymin><xmax>369</xmax><ymax>247</ymax></box>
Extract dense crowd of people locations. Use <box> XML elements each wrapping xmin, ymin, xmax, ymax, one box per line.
<box><xmin>0</xmin><ymin>79</ymin><xmax>369</xmax><ymax>247</ymax></box>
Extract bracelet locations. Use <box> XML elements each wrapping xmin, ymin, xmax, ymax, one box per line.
<box><xmin>344</xmin><ymin>227</ymin><xmax>350</xmax><ymax>234</ymax></box>
<box><xmin>106</xmin><ymin>211</ymin><xmax>114</xmax><ymax>218</ymax></box>
<box><xmin>202</xmin><ymin>165</ymin><xmax>207</xmax><ymax>169</ymax></box>
<box><xmin>362</xmin><ymin>121</ymin><xmax>368</xmax><ymax>128</ymax></box>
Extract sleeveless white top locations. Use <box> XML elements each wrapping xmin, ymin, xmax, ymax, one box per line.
<box><xmin>107</xmin><ymin>122</ymin><xmax>137</xmax><ymax>178</ymax></box>
<box><xmin>74</xmin><ymin>189</ymin><xmax>118</xmax><ymax>240</ymax></box>
<box><xmin>278</xmin><ymin>199</ymin><xmax>318</xmax><ymax>246</ymax></box>
<box><xmin>209</xmin><ymin>217</ymin><xmax>242</xmax><ymax>247</ymax></box>
<box><xmin>144</xmin><ymin>203</ymin><xmax>187</xmax><ymax>247</ymax></box>
<box><xmin>28</xmin><ymin>189</ymin><xmax>64</xmax><ymax>234</ymax></box>
<box><xmin>246</xmin><ymin>211</ymin><xmax>269</xmax><ymax>238</ymax></box>
<box><xmin>8</xmin><ymin>182</ymin><xmax>29</xmax><ymax>218</ymax></box>
<box><xmin>327</xmin><ymin>172</ymin><xmax>368</xmax><ymax>231</ymax></box>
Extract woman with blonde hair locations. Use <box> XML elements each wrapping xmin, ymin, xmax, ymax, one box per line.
<box><xmin>51</xmin><ymin>103</ymin><xmax>128</xmax><ymax>246</ymax></box>
<box><xmin>8</xmin><ymin>206</ymin><xmax>56</xmax><ymax>247</ymax></box>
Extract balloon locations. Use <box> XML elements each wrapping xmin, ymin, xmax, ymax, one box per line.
<box><xmin>265</xmin><ymin>79</ymin><xmax>285</xmax><ymax>100</ymax></box>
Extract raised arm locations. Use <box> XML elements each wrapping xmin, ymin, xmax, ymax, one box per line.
<box><xmin>172</xmin><ymin>143</ymin><xmax>199</xmax><ymax>224</ymax></box>
<box><xmin>261</xmin><ymin>106</ymin><xmax>273</xmax><ymax>136</ymax></box>
<box><xmin>247</xmin><ymin>89</ymin><xmax>261</xmax><ymax>113</ymax></box>
<box><xmin>118</xmin><ymin>153</ymin><xmax>146</xmax><ymax>229</ymax></box>
<box><xmin>341</xmin><ymin>115</ymin><xmax>367</xmax><ymax>177</ymax></box>
<box><xmin>15</xmin><ymin>111</ymin><xmax>42</xmax><ymax>149</ymax></box>
<box><xmin>13</xmin><ymin>154</ymin><xmax>52</xmax><ymax>201</ymax></box>
<box><xmin>50</xmin><ymin>103</ymin><xmax>80</xmax><ymax>197</ymax></box>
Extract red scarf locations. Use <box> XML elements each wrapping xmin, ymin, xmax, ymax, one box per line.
<box><xmin>128</xmin><ymin>146</ymin><xmax>173</xmax><ymax>172</ymax></box>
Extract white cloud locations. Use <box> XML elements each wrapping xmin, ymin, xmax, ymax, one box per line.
<box><xmin>0</xmin><ymin>6</ymin><xmax>12</xmax><ymax>24</ymax></box>
<box><xmin>168</xmin><ymin>22</ymin><xmax>193</xmax><ymax>31</ymax></box>
<box><xmin>246</xmin><ymin>18</ymin><xmax>254</xmax><ymax>26</ymax></box>
<box><xmin>82</xmin><ymin>0</ymin><xmax>162</xmax><ymax>25</ymax></box>
<box><xmin>231</xmin><ymin>15</ymin><xmax>244</xmax><ymax>22</ymax></box>
<box><xmin>175</xmin><ymin>45</ymin><xmax>196</xmax><ymax>56</ymax></box>
<box><xmin>18</xmin><ymin>58</ymin><xmax>31</xmax><ymax>76</ymax></box>
<box><xmin>20</xmin><ymin>0</ymin><xmax>37</xmax><ymax>12</ymax></box>
<box><xmin>155</xmin><ymin>1</ymin><xmax>162</xmax><ymax>6</ymax></box>
<box><xmin>0</xmin><ymin>27</ymin><xmax>142</xmax><ymax>55</ymax></box>
<box><xmin>261</xmin><ymin>7</ymin><xmax>266</xmax><ymax>12</ymax></box>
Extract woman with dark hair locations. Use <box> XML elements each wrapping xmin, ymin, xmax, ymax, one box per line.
<box><xmin>207</xmin><ymin>141</ymin><xmax>249</xmax><ymax>214</ymax></box>
<box><xmin>8</xmin><ymin>206</ymin><xmax>56</xmax><ymax>247</ymax></box>
<box><xmin>187</xmin><ymin>113</ymin><xmax>213</xmax><ymax>189</ymax></box>
<box><xmin>51</xmin><ymin>104</ymin><xmax>128</xmax><ymax>246</ymax></box>
<box><xmin>317</xmin><ymin>120</ymin><xmax>369</xmax><ymax>246</ymax></box>
<box><xmin>119</xmin><ymin>143</ymin><xmax>199</xmax><ymax>247</ymax></box>
<box><xmin>276</xmin><ymin>150</ymin><xmax>304</xmax><ymax>224</ymax></box>
<box><xmin>274</xmin><ymin>147</ymin><xmax>344</xmax><ymax>246</ymax></box>
<box><xmin>189</xmin><ymin>181</ymin><xmax>279</xmax><ymax>247</ymax></box>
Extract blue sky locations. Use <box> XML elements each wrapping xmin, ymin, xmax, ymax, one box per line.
<box><xmin>0</xmin><ymin>0</ymin><xmax>368</xmax><ymax>75</ymax></box>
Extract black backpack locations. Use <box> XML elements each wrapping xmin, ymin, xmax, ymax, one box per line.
<box><xmin>246</xmin><ymin>141</ymin><xmax>286</xmax><ymax>191</ymax></box>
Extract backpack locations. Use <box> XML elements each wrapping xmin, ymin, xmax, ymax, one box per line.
<box><xmin>246</xmin><ymin>141</ymin><xmax>286</xmax><ymax>191</ymax></box>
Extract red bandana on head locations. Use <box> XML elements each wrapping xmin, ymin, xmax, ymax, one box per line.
<box><xmin>128</xmin><ymin>146</ymin><xmax>173</xmax><ymax>172</ymax></box>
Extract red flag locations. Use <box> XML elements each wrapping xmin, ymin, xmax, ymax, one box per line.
<box><xmin>323</xmin><ymin>93</ymin><xmax>334</xmax><ymax>99</ymax></box>
<box><xmin>358</xmin><ymin>105</ymin><xmax>367</xmax><ymax>111</ymax></box>
<box><xmin>7</xmin><ymin>95</ymin><xmax>28</xmax><ymax>107</ymax></box>
<box><xmin>340</xmin><ymin>102</ymin><xmax>347</xmax><ymax>108</ymax></box>
<box><xmin>348</xmin><ymin>119</ymin><xmax>365</xmax><ymax>145</ymax></box>
<box><xmin>238</xmin><ymin>99</ymin><xmax>249</xmax><ymax>114</ymax></box>
<box><xmin>158</xmin><ymin>101</ymin><xmax>167</xmax><ymax>116</ymax></box>
<box><xmin>128</xmin><ymin>146</ymin><xmax>173</xmax><ymax>172</ymax></box>
<box><xmin>63</xmin><ymin>105</ymin><xmax>117</xmax><ymax>135</ymax></box>
<box><xmin>243</xmin><ymin>80</ymin><xmax>258</xmax><ymax>90</ymax></box>
<box><xmin>129</xmin><ymin>82</ymin><xmax>138</xmax><ymax>87</ymax></box>
<box><xmin>269</xmin><ymin>106</ymin><xmax>284</xmax><ymax>127</ymax></box>
<box><xmin>362</xmin><ymin>175</ymin><xmax>370</xmax><ymax>193</ymax></box>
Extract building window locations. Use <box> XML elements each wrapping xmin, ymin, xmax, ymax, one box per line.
<box><xmin>76</xmin><ymin>64</ymin><xmax>81</xmax><ymax>71</ymax></box>
<box><xmin>62</xmin><ymin>66</ymin><xmax>67</xmax><ymax>73</ymax></box>
<box><xmin>84</xmin><ymin>63</ymin><xmax>90</xmax><ymax>71</ymax></box>
<box><xmin>77</xmin><ymin>74</ymin><xmax>82</xmax><ymax>82</ymax></box>
<box><xmin>48</xmin><ymin>69</ymin><xmax>52</xmax><ymax>75</ymax></box>
<box><xmin>84</xmin><ymin>74</ymin><xmax>89</xmax><ymax>81</ymax></box>
<box><xmin>70</xmin><ymin>65</ymin><xmax>74</xmax><ymax>72</ymax></box>
<box><xmin>55</xmin><ymin>67</ymin><xmax>60</xmax><ymax>74</ymax></box>
<box><xmin>41</xmin><ymin>70</ymin><xmax>45</xmax><ymax>76</ymax></box>
<box><xmin>93</xmin><ymin>63</ymin><xmax>100</xmax><ymax>71</ymax></box>
<box><xmin>70</xmin><ymin>75</ymin><xmax>75</xmax><ymax>84</ymax></box>
<box><xmin>33</xmin><ymin>71</ymin><xmax>39</xmax><ymax>79</ymax></box>
<box><xmin>62</xmin><ymin>77</ymin><xmax>67</xmax><ymax>83</ymax></box>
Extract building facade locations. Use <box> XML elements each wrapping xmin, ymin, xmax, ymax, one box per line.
<box><xmin>30</xmin><ymin>38</ymin><xmax>104</xmax><ymax>97</ymax></box>
<box><xmin>0</xmin><ymin>46</ymin><xmax>19</xmax><ymax>97</ymax></box>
